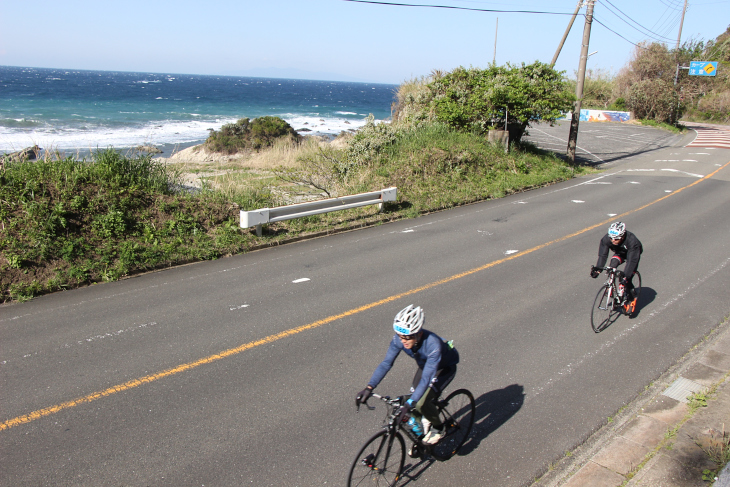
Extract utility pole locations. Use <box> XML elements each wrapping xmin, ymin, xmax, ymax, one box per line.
<box><xmin>567</xmin><ymin>0</ymin><xmax>594</xmax><ymax>163</ymax></box>
<box><xmin>493</xmin><ymin>17</ymin><xmax>498</xmax><ymax>65</ymax></box>
<box><xmin>675</xmin><ymin>0</ymin><xmax>688</xmax><ymax>51</ymax></box>
<box><xmin>672</xmin><ymin>0</ymin><xmax>688</xmax><ymax>124</ymax></box>
<box><xmin>551</xmin><ymin>1</ymin><xmax>584</xmax><ymax>67</ymax></box>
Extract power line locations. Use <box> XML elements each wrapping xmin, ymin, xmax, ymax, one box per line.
<box><xmin>598</xmin><ymin>0</ymin><xmax>676</xmax><ymax>42</ymax></box>
<box><xmin>653</xmin><ymin>7</ymin><xmax>683</xmax><ymax>38</ymax></box>
<box><xmin>341</xmin><ymin>0</ymin><xmax>576</xmax><ymax>15</ymax></box>
<box><xmin>658</xmin><ymin>15</ymin><xmax>682</xmax><ymax>40</ymax></box>
<box><xmin>658</xmin><ymin>0</ymin><xmax>684</xmax><ymax>8</ymax></box>
<box><xmin>592</xmin><ymin>16</ymin><xmax>651</xmax><ymax>49</ymax></box>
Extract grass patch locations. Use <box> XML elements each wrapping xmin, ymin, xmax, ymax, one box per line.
<box><xmin>635</xmin><ymin>119</ymin><xmax>687</xmax><ymax>133</ymax></box>
<box><xmin>1</xmin><ymin>122</ymin><xmax>588</xmax><ymax>303</ymax></box>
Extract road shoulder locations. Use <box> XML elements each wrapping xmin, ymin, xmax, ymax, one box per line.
<box><xmin>534</xmin><ymin>317</ymin><xmax>730</xmax><ymax>487</ymax></box>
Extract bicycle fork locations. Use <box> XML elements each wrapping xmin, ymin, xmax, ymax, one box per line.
<box><xmin>600</xmin><ymin>284</ymin><xmax>615</xmax><ymax>311</ymax></box>
<box><xmin>361</xmin><ymin>431</ymin><xmax>397</xmax><ymax>474</ymax></box>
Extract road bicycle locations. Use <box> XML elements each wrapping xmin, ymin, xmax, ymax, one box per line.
<box><xmin>347</xmin><ymin>389</ymin><xmax>475</xmax><ymax>487</ymax></box>
<box><xmin>590</xmin><ymin>266</ymin><xmax>642</xmax><ymax>333</ymax></box>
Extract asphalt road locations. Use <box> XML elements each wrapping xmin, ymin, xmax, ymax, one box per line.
<box><xmin>1</xmin><ymin>122</ymin><xmax>729</xmax><ymax>486</ymax></box>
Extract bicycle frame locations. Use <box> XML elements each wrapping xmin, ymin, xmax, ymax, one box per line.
<box><xmin>357</xmin><ymin>393</ymin><xmax>414</xmax><ymax>439</ymax></box>
<box><xmin>356</xmin><ymin>392</ymin><xmax>464</xmax><ymax>456</ymax></box>
<box><xmin>595</xmin><ymin>266</ymin><xmax>622</xmax><ymax>310</ymax></box>
<box><xmin>349</xmin><ymin>388</ymin><xmax>475</xmax><ymax>486</ymax></box>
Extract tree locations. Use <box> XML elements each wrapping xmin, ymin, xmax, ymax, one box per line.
<box><xmin>614</xmin><ymin>33</ymin><xmax>730</xmax><ymax>123</ymax></box>
<box><xmin>426</xmin><ymin>62</ymin><xmax>575</xmax><ymax>143</ymax></box>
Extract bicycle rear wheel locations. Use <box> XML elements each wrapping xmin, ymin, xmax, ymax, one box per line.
<box><xmin>591</xmin><ymin>284</ymin><xmax>619</xmax><ymax>332</ymax></box>
<box><xmin>431</xmin><ymin>389</ymin><xmax>475</xmax><ymax>461</ymax></box>
<box><xmin>347</xmin><ymin>429</ymin><xmax>405</xmax><ymax>487</ymax></box>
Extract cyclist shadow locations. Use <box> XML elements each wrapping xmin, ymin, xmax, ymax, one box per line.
<box><xmin>631</xmin><ymin>287</ymin><xmax>656</xmax><ymax>319</ymax></box>
<box><xmin>398</xmin><ymin>384</ymin><xmax>525</xmax><ymax>485</ymax></box>
<box><xmin>596</xmin><ymin>286</ymin><xmax>657</xmax><ymax>333</ymax></box>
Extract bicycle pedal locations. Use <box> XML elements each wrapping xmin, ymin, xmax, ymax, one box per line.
<box><xmin>408</xmin><ymin>444</ymin><xmax>421</xmax><ymax>459</ymax></box>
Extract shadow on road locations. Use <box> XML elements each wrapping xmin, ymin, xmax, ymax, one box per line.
<box><xmin>631</xmin><ymin>286</ymin><xmax>657</xmax><ymax>319</ymax></box>
<box><xmin>460</xmin><ymin>384</ymin><xmax>525</xmax><ymax>455</ymax></box>
<box><xmin>398</xmin><ymin>384</ymin><xmax>525</xmax><ymax>485</ymax></box>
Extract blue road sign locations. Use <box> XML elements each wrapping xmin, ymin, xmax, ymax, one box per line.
<box><xmin>689</xmin><ymin>61</ymin><xmax>718</xmax><ymax>76</ymax></box>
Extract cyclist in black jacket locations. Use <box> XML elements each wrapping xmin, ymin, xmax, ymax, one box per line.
<box><xmin>590</xmin><ymin>222</ymin><xmax>643</xmax><ymax>313</ymax></box>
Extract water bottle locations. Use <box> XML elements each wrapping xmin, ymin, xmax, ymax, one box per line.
<box><xmin>618</xmin><ymin>283</ymin><xmax>625</xmax><ymax>298</ymax></box>
<box><xmin>407</xmin><ymin>417</ymin><xmax>423</xmax><ymax>436</ymax></box>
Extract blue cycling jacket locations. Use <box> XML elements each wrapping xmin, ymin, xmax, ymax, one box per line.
<box><xmin>367</xmin><ymin>329</ymin><xmax>459</xmax><ymax>404</ymax></box>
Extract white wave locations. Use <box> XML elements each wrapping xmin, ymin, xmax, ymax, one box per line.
<box><xmin>286</xmin><ymin>114</ymin><xmax>386</xmax><ymax>137</ymax></box>
<box><xmin>0</xmin><ymin>118</ymin><xmax>237</xmax><ymax>151</ymax></box>
<box><xmin>0</xmin><ymin>114</ymin><xmax>388</xmax><ymax>151</ymax></box>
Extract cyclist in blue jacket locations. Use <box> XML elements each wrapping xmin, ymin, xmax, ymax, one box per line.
<box><xmin>355</xmin><ymin>305</ymin><xmax>459</xmax><ymax>445</ymax></box>
<box><xmin>591</xmin><ymin>221</ymin><xmax>643</xmax><ymax>313</ymax></box>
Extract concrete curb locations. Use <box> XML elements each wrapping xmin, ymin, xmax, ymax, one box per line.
<box><xmin>716</xmin><ymin>462</ymin><xmax>730</xmax><ymax>487</ymax></box>
<box><xmin>534</xmin><ymin>319</ymin><xmax>730</xmax><ymax>487</ymax></box>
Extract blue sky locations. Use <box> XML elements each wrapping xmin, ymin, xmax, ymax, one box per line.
<box><xmin>1</xmin><ymin>0</ymin><xmax>727</xmax><ymax>84</ymax></box>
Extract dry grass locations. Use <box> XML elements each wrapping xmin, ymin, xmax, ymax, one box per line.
<box><xmin>159</xmin><ymin>135</ymin><xmax>339</xmax><ymax>201</ymax></box>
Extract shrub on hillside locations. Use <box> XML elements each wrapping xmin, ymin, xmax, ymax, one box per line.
<box><xmin>614</xmin><ymin>29</ymin><xmax>730</xmax><ymax>124</ymax></box>
<box><xmin>0</xmin><ymin>150</ymin><xmax>251</xmax><ymax>302</ymax></box>
<box><xmin>347</xmin><ymin>115</ymin><xmax>401</xmax><ymax>166</ymax></box>
<box><xmin>627</xmin><ymin>79</ymin><xmax>679</xmax><ymax>123</ymax></box>
<box><xmin>568</xmin><ymin>68</ymin><xmax>616</xmax><ymax>109</ymax></box>
<box><xmin>691</xmin><ymin>91</ymin><xmax>730</xmax><ymax>123</ymax></box>
<box><xmin>206</xmin><ymin>116</ymin><xmax>301</xmax><ymax>154</ymax></box>
<box><xmin>394</xmin><ymin>62</ymin><xmax>574</xmax><ymax>144</ymax></box>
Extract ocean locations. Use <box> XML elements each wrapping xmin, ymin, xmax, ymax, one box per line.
<box><xmin>0</xmin><ymin>66</ymin><xmax>398</xmax><ymax>155</ymax></box>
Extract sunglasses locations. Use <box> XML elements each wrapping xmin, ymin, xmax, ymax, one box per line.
<box><xmin>398</xmin><ymin>334</ymin><xmax>418</xmax><ymax>341</ymax></box>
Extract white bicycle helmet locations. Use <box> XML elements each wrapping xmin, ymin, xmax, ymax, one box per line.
<box><xmin>608</xmin><ymin>221</ymin><xmax>626</xmax><ymax>239</ymax></box>
<box><xmin>393</xmin><ymin>305</ymin><xmax>424</xmax><ymax>335</ymax></box>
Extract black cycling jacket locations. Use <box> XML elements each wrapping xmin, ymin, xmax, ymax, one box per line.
<box><xmin>596</xmin><ymin>230</ymin><xmax>643</xmax><ymax>279</ymax></box>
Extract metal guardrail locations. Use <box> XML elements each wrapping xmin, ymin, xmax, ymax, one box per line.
<box><xmin>240</xmin><ymin>187</ymin><xmax>397</xmax><ymax>236</ymax></box>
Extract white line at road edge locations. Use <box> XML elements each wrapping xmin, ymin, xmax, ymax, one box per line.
<box><xmin>661</xmin><ymin>168</ymin><xmax>704</xmax><ymax>178</ymax></box>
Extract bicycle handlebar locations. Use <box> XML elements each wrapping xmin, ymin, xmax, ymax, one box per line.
<box><xmin>593</xmin><ymin>266</ymin><xmax>622</xmax><ymax>274</ymax></box>
<box><xmin>356</xmin><ymin>392</ymin><xmax>405</xmax><ymax>412</ymax></box>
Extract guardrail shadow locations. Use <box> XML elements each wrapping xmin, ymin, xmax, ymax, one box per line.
<box><xmin>398</xmin><ymin>384</ymin><xmax>525</xmax><ymax>485</ymax></box>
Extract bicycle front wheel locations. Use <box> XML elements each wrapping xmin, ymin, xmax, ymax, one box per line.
<box><xmin>431</xmin><ymin>389</ymin><xmax>475</xmax><ymax>461</ymax></box>
<box><xmin>591</xmin><ymin>284</ymin><xmax>618</xmax><ymax>332</ymax></box>
<box><xmin>347</xmin><ymin>429</ymin><xmax>405</xmax><ymax>487</ymax></box>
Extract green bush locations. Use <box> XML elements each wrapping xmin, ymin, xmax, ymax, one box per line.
<box><xmin>206</xmin><ymin>116</ymin><xmax>301</xmax><ymax>154</ymax></box>
<box><xmin>346</xmin><ymin>115</ymin><xmax>401</xmax><ymax>166</ymax></box>
<box><xmin>0</xmin><ymin>149</ymin><xmax>256</xmax><ymax>302</ymax></box>
<box><xmin>609</xmin><ymin>98</ymin><xmax>627</xmax><ymax>111</ymax></box>
<box><xmin>397</xmin><ymin>62</ymin><xmax>574</xmax><ymax>144</ymax></box>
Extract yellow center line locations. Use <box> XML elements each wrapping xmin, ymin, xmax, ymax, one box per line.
<box><xmin>3</xmin><ymin>161</ymin><xmax>729</xmax><ymax>432</ymax></box>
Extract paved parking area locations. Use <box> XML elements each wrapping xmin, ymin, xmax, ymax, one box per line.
<box><xmin>523</xmin><ymin>121</ymin><xmax>689</xmax><ymax>167</ymax></box>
